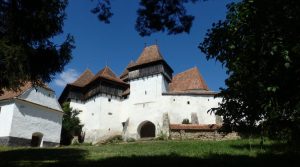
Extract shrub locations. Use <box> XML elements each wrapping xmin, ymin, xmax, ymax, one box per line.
<box><xmin>182</xmin><ymin>119</ymin><xmax>190</xmax><ymax>124</ymax></box>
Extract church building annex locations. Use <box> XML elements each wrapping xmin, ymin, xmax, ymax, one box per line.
<box><xmin>59</xmin><ymin>45</ymin><xmax>222</xmax><ymax>143</ymax></box>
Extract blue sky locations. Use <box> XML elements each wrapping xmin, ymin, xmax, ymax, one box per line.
<box><xmin>50</xmin><ymin>0</ymin><xmax>233</xmax><ymax>96</ymax></box>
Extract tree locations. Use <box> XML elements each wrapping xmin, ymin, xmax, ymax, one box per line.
<box><xmin>91</xmin><ymin>0</ymin><xmax>200</xmax><ymax>36</ymax></box>
<box><xmin>60</xmin><ymin>102</ymin><xmax>83</xmax><ymax>145</ymax></box>
<box><xmin>199</xmin><ymin>0</ymin><xmax>300</xmax><ymax>143</ymax></box>
<box><xmin>1</xmin><ymin>0</ymin><xmax>201</xmax><ymax>92</ymax></box>
<box><xmin>0</xmin><ymin>0</ymin><xmax>74</xmax><ymax>93</ymax></box>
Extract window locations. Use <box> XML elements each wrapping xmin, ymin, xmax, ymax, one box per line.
<box><xmin>145</xmin><ymin>91</ymin><xmax>147</xmax><ymax>95</ymax></box>
<box><xmin>108</xmin><ymin>112</ymin><xmax>112</xmax><ymax>115</ymax></box>
<box><xmin>108</xmin><ymin>98</ymin><xmax>111</xmax><ymax>102</ymax></box>
<box><xmin>187</xmin><ymin>101</ymin><xmax>190</xmax><ymax>105</ymax></box>
<box><xmin>173</xmin><ymin>99</ymin><xmax>175</xmax><ymax>101</ymax></box>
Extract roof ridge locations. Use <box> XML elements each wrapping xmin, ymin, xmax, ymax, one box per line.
<box><xmin>75</xmin><ymin>69</ymin><xmax>93</xmax><ymax>80</ymax></box>
<box><xmin>71</xmin><ymin>69</ymin><xmax>95</xmax><ymax>87</ymax></box>
<box><xmin>93</xmin><ymin>66</ymin><xmax>127</xmax><ymax>85</ymax></box>
<box><xmin>169</xmin><ymin>66</ymin><xmax>209</xmax><ymax>92</ymax></box>
<box><xmin>0</xmin><ymin>82</ymin><xmax>41</xmax><ymax>100</ymax></box>
<box><xmin>174</xmin><ymin>66</ymin><xmax>198</xmax><ymax>76</ymax></box>
<box><xmin>133</xmin><ymin>44</ymin><xmax>165</xmax><ymax>67</ymax></box>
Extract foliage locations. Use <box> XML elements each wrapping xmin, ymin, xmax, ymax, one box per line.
<box><xmin>95</xmin><ymin>135</ymin><xmax>123</xmax><ymax>145</ymax></box>
<box><xmin>199</xmin><ymin>0</ymin><xmax>300</xmax><ymax>144</ymax></box>
<box><xmin>156</xmin><ymin>131</ymin><xmax>168</xmax><ymax>140</ymax></box>
<box><xmin>182</xmin><ymin>118</ymin><xmax>190</xmax><ymax>124</ymax></box>
<box><xmin>0</xmin><ymin>0</ymin><xmax>74</xmax><ymax>93</ymax></box>
<box><xmin>125</xmin><ymin>137</ymin><xmax>136</xmax><ymax>143</ymax></box>
<box><xmin>91</xmin><ymin>0</ymin><xmax>200</xmax><ymax>36</ymax></box>
<box><xmin>61</xmin><ymin>102</ymin><xmax>83</xmax><ymax>145</ymax></box>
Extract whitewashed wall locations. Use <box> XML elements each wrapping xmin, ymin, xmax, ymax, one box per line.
<box><xmin>19</xmin><ymin>87</ymin><xmax>62</xmax><ymax>111</ymax></box>
<box><xmin>129</xmin><ymin>74</ymin><xmax>167</xmax><ymax>101</ymax></box>
<box><xmin>70</xmin><ymin>74</ymin><xmax>221</xmax><ymax>141</ymax></box>
<box><xmin>9</xmin><ymin>100</ymin><xmax>63</xmax><ymax>144</ymax></box>
<box><xmin>0</xmin><ymin>102</ymin><xmax>14</xmax><ymax>137</ymax></box>
<box><xmin>71</xmin><ymin>94</ymin><xmax>123</xmax><ymax>143</ymax></box>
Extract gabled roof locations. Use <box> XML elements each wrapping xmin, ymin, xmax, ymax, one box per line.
<box><xmin>135</xmin><ymin>45</ymin><xmax>164</xmax><ymax>65</ymax></box>
<box><xmin>0</xmin><ymin>82</ymin><xmax>53</xmax><ymax>101</ymax></box>
<box><xmin>128</xmin><ymin>45</ymin><xmax>166</xmax><ymax>68</ymax></box>
<box><xmin>0</xmin><ymin>82</ymin><xmax>31</xmax><ymax>100</ymax></box>
<box><xmin>70</xmin><ymin>69</ymin><xmax>94</xmax><ymax>87</ymax></box>
<box><xmin>92</xmin><ymin>66</ymin><xmax>127</xmax><ymax>85</ymax></box>
<box><xmin>169</xmin><ymin>67</ymin><xmax>209</xmax><ymax>92</ymax></box>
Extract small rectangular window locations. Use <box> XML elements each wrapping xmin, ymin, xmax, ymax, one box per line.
<box><xmin>108</xmin><ymin>98</ymin><xmax>111</xmax><ymax>102</ymax></box>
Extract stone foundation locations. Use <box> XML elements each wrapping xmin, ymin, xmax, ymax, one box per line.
<box><xmin>0</xmin><ymin>136</ymin><xmax>59</xmax><ymax>147</ymax></box>
<box><xmin>170</xmin><ymin>130</ymin><xmax>240</xmax><ymax>140</ymax></box>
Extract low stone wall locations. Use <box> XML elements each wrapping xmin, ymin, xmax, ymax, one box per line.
<box><xmin>169</xmin><ymin>124</ymin><xmax>240</xmax><ymax>140</ymax></box>
<box><xmin>170</xmin><ymin>130</ymin><xmax>240</xmax><ymax>140</ymax></box>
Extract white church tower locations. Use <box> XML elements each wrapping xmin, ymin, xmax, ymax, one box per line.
<box><xmin>126</xmin><ymin>45</ymin><xmax>173</xmax><ymax>103</ymax></box>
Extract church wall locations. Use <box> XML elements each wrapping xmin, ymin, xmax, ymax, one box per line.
<box><xmin>9</xmin><ymin>100</ymin><xmax>62</xmax><ymax>146</ymax></box>
<box><xmin>121</xmin><ymin>97</ymin><xmax>166</xmax><ymax>139</ymax></box>
<box><xmin>0</xmin><ymin>101</ymin><xmax>14</xmax><ymax>137</ymax></box>
<box><xmin>122</xmin><ymin>74</ymin><xmax>169</xmax><ymax>138</ymax></box>
<box><xmin>19</xmin><ymin>87</ymin><xmax>62</xmax><ymax>111</ymax></box>
<box><xmin>69</xmin><ymin>74</ymin><xmax>221</xmax><ymax>141</ymax></box>
<box><xmin>71</xmin><ymin>94</ymin><xmax>123</xmax><ymax>143</ymax></box>
<box><xmin>129</xmin><ymin>74</ymin><xmax>167</xmax><ymax>101</ymax></box>
<box><xmin>122</xmin><ymin>94</ymin><xmax>221</xmax><ymax>139</ymax></box>
<box><xmin>165</xmin><ymin>95</ymin><xmax>221</xmax><ymax>124</ymax></box>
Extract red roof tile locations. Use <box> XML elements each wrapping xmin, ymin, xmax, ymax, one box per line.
<box><xmin>92</xmin><ymin>66</ymin><xmax>127</xmax><ymax>85</ymax></box>
<box><xmin>132</xmin><ymin>45</ymin><xmax>164</xmax><ymax>67</ymax></box>
<box><xmin>169</xmin><ymin>67</ymin><xmax>209</xmax><ymax>92</ymax></box>
<box><xmin>0</xmin><ymin>82</ymin><xmax>52</xmax><ymax>100</ymax></box>
<box><xmin>70</xmin><ymin>69</ymin><xmax>94</xmax><ymax>87</ymax></box>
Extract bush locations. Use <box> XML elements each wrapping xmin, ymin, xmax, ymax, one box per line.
<box><xmin>156</xmin><ymin>131</ymin><xmax>168</xmax><ymax>140</ymax></box>
<box><xmin>60</xmin><ymin>102</ymin><xmax>83</xmax><ymax>145</ymax></box>
<box><xmin>99</xmin><ymin>135</ymin><xmax>123</xmax><ymax>145</ymax></box>
<box><xmin>126</xmin><ymin>138</ymin><xmax>136</xmax><ymax>142</ymax></box>
<box><xmin>182</xmin><ymin>119</ymin><xmax>190</xmax><ymax>124</ymax></box>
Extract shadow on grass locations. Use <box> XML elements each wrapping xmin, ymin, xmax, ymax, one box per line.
<box><xmin>0</xmin><ymin>148</ymin><xmax>87</xmax><ymax>166</ymax></box>
<box><xmin>0</xmin><ymin>147</ymin><xmax>298</xmax><ymax>167</ymax></box>
<box><xmin>230</xmin><ymin>142</ymin><xmax>300</xmax><ymax>153</ymax></box>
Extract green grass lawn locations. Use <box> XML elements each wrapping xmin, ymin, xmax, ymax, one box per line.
<box><xmin>0</xmin><ymin>139</ymin><xmax>298</xmax><ymax>167</ymax></box>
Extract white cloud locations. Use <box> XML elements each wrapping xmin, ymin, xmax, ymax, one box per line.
<box><xmin>54</xmin><ymin>68</ymin><xmax>79</xmax><ymax>87</ymax></box>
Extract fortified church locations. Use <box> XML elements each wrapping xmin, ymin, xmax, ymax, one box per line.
<box><xmin>59</xmin><ymin>45</ymin><xmax>222</xmax><ymax>143</ymax></box>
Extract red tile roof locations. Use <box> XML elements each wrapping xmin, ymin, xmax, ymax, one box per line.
<box><xmin>0</xmin><ymin>82</ymin><xmax>52</xmax><ymax>100</ymax></box>
<box><xmin>92</xmin><ymin>66</ymin><xmax>127</xmax><ymax>85</ymax></box>
<box><xmin>169</xmin><ymin>67</ymin><xmax>209</xmax><ymax>92</ymax></box>
<box><xmin>131</xmin><ymin>45</ymin><xmax>164</xmax><ymax>67</ymax></box>
<box><xmin>169</xmin><ymin>124</ymin><xmax>221</xmax><ymax>131</ymax></box>
<box><xmin>70</xmin><ymin>69</ymin><xmax>94</xmax><ymax>87</ymax></box>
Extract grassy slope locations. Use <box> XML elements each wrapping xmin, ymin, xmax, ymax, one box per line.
<box><xmin>0</xmin><ymin>139</ymin><xmax>298</xmax><ymax>167</ymax></box>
